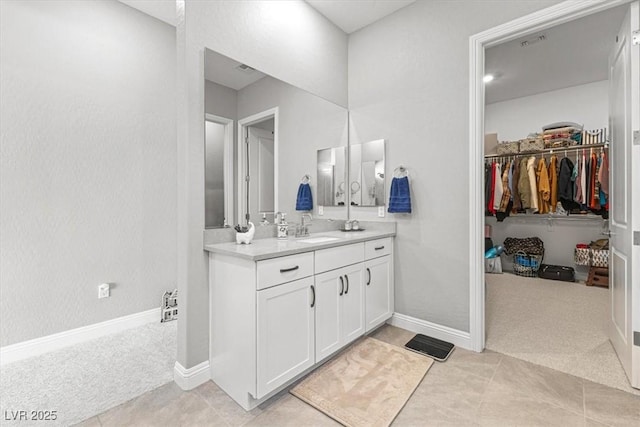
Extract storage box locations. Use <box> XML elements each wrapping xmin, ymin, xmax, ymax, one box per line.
<box><xmin>519</xmin><ymin>137</ymin><xmax>544</xmax><ymax>153</ymax></box>
<box><xmin>484</xmin><ymin>133</ymin><xmax>498</xmax><ymax>155</ymax></box>
<box><xmin>496</xmin><ymin>141</ymin><xmax>519</xmax><ymax>155</ymax></box>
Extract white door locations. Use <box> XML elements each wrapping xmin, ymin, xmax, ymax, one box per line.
<box><xmin>256</xmin><ymin>277</ymin><xmax>315</xmax><ymax>398</ymax></box>
<box><xmin>608</xmin><ymin>1</ymin><xmax>639</xmax><ymax>389</ymax></box>
<box><xmin>247</xmin><ymin>127</ymin><xmax>274</xmax><ymax>223</ymax></box>
<box><xmin>315</xmin><ymin>270</ymin><xmax>342</xmax><ymax>362</ymax></box>
<box><xmin>341</xmin><ymin>265</ymin><xmax>365</xmax><ymax>345</ymax></box>
<box><xmin>365</xmin><ymin>256</ymin><xmax>393</xmax><ymax>332</ymax></box>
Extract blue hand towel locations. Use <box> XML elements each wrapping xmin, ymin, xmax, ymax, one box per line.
<box><xmin>388</xmin><ymin>176</ymin><xmax>412</xmax><ymax>213</ymax></box>
<box><xmin>296</xmin><ymin>183</ymin><xmax>313</xmax><ymax>211</ymax></box>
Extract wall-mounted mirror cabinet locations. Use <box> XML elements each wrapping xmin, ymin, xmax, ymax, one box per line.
<box><xmin>349</xmin><ymin>139</ymin><xmax>386</xmax><ymax>207</ymax></box>
<box><xmin>316</xmin><ymin>146</ymin><xmax>347</xmax><ymax>207</ymax></box>
<box><xmin>204</xmin><ymin>48</ymin><xmax>348</xmax><ymax>228</ymax></box>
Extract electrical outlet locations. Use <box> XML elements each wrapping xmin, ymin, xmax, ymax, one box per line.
<box><xmin>98</xmin><ymin>283</ymin><xmax>110</xmax><ymax>299</ymax></box>
<box><xmin>318</xmin><ymin>206</ymin><xmax>324</xmax><ymax>216</ymax></box>
<box><xmin>378</xmin><ymin>206</ymin><xmax>385</xmax><ymax>217</ymax></box>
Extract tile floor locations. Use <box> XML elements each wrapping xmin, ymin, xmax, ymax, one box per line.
<box><xmin>77</xmin><ymin>325</ymin><xmax>640</xmax><ymax>427</ymax></box>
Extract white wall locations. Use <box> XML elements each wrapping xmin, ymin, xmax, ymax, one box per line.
<box><xmin>177</xmin><ymin>0</ymin><xmax>348</xmax><ymax>368</ymax></box>
<box><xmin>348</xmin><ymin>0</ymin><xmax>563</xmax><ymax>332</ymax></box>
<box><xmin>0</xmin><ymin>0</ymin><xmax>176</xmax><ymax>346</ymax></box>
<box><xmin>486</xmin><ymin>80</ymin><xmax>609</xmax><ymax>141</ymax></box>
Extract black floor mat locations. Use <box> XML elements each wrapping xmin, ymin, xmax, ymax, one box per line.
<box><xmin>404</xmin><ymin>334</ymin><xmax>455</xmax><ymax>361</ymax></box>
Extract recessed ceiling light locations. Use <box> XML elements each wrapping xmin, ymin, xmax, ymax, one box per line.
<box><xmin>483</xmin><ymin>74</ymin><xmax>494</xmax><ymax>83</ymax></box>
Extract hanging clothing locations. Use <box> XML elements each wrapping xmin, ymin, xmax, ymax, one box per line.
<box><xmin>498</xmin><ymin>161</ymin><xmax>511</xmax><ymax>213</ymax></box>
<box><xmin>493</xmin><ymin>163</ymin><xmax>503</xmax><ymax>212</ymax></box>
<box><xmin>488</xmin><ymin>162</ymin><xmax>497</xmax><ymax>215</ymax></box>
<box><xmin>508</xmin><ymin>161</ymin><xmax>514</xmax><ymax>199</ymax></box>
<box><xmin>589</xmin><ymin>152</ymin><xmax>599</xmax><ymax>209</ymax></box>
<box><xmin>511</xmin><ymin>159</ymin><xmax>522</xmax><ymax>212</ymax></box>
<box><xmin>485</xmin><ymin>163</ymin><xmax>493</xmax><ymax>216</ymax></box>
<box><xmin>558</xmin><ymin>157</ymin><xmax>579</xmax><ymax>211</ymax></box>
<box><xmin>548</xmin><ymin>155</ymin><xmax>558</xmax><ymax>213</ymax></box>
<box><xmin>536</xmin><ymin>158</ymin><xmax>551</xmax><ymax>214</ymax></box>
<box><xmin>581</xmin><ymin>153</ymin><xmax>588</xmax><ymax>208</ymax></box>
<box><xmin>527</xmin><ymin>156</ymin><xmax>539</xmax><ymax>213</ymax></box>
<box><xmin>517</xmin><ymin>158</ymin><xmax>531</xmax><ymax>209</ymax></box>
<box><xmin>574</xmin><ymin>155</ymin><xmax>583</xmax><ymax>204</ymax></box>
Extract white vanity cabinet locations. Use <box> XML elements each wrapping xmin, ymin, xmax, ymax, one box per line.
<box><xmin>207</xmin><ymin>233</ymin><xmax>394</xmax><ymax>411</ymax></box>
<box><xmin>364</xmin><ymin>238</ymin><xmax>394</xmax><ymax>332</ymax></box>
<box><xmin>256</xmin><ymin>277</ymin><xmax>315</xmax><ymax>398</ymax></box>
<box><xmin>315</xmin><ymin>263</ymin><xmax>365</xmax><ymax>362</ymax></box>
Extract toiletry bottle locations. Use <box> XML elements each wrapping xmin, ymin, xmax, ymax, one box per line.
<box><xmin>277</xmin><ymin>213</ymin><xmax>288</xmax><ymax>239</ymax></box>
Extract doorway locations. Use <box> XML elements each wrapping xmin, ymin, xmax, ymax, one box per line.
<box><xmin>237</xmin><ymin>108</ymin><xmax>279</xmax><ymax>226</ymax></box>
<box><xmin>205</xmin><ymin>113</ymin><xmax>234</xmax><ymax>228</ymax></box>
<box><xmin>469</xmin><ymin>0</ymin><xmax>639</xmax><ymax>391</ymax></box>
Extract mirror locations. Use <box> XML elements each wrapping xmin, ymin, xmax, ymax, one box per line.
<box><xmin>316</xmin><ymin>147</ymin><xmax>347</xmax><ymax>207</ymax></box>
<box><xmin>204</xmin><ymin>48</ymin><xmax>348</xmax><ymax>228</ymax></box>
<box><xmin>349</xmin><ymin>139</ymin><xmax>386</xmax><ymax>207</ymax></box>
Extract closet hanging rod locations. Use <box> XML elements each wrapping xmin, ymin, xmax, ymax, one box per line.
<box><xmin>491</xmin><ymin>214</ymin><xmax>607</xmax><ymax>222</ymax></box>
<box><xmin>484</xmin><ymin>142</ymin><xmax>608</xmax><ymax>159</ymax></box>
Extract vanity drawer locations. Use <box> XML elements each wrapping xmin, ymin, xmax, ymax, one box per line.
<box><xmin>365</xmin><ymin>238</ymin><xmax>392</xmax><ymax>260</ymax></box>
<box><xmin>257</xmin><ymin>252</ymin><xmax>314</xmax><ymax>290</ymax></box>
<box><xmin>315</xmin><ymin>243</ymin><xmax>364</xmax><ymax>274</ymax></box>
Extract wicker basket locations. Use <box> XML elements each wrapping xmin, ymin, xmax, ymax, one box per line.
<box><xmin>574</xmin><ymin>248</ymin><xmax>609</xmax><ymax>268</ymax></box>
<box><xmin>497</xmin><ymin>141</ymin><xmax>519</xmax><ymax>155</ymax></box>
<box><xmin>519</xmin><ymin>137</ymin><xmax>545</xmax><ymax>153</ymax></box>
<box><xmin>574</xmin><ymin>248</ymin><xmax>591</xmax><ymax>266</ymax></box>
<box><xmin>513</xmin><ymin>250</ymin><xmax>543</xmax><ymax>278</ymax></box>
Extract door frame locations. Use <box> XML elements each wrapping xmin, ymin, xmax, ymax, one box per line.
<box><xmin>468</xmin><ymin>0</ymin><xmax>634</xmax><ymax>353</ymax></box>
<box><xmin>237</xmin><ymin>107</ymin><xmax>279</xmax><ymax>226</ymax></box>
<box><xmin>205</xmin><ymin>113</ymin><xmax>234</xmax><ymax>228</ymax></box>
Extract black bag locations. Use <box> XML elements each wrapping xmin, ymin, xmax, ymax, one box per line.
<box><xmin>538</xmin><ymin>264</ymin><xmax>575</xmax><ymax>282</ymax></box>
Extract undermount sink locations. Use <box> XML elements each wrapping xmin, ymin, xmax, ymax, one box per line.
<box><xmin>297</xmin><ymin>236</ymin><xmax>341</xmax><ymax>244</ymax></box>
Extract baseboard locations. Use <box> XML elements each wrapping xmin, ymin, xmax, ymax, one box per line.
<box><xmin>390</xmin><ymin>312</ymin><xmax>473</xmax><ymax>350</ymax></box>
<box><xmin>0</xmin><ymin>308</ymin><xmax>160</xmax><ymax>366</ymax></box>
<box><xmin>174</xmin><ymin>361</ymin><xmax>211</xmax><ymax>390</ymax></box>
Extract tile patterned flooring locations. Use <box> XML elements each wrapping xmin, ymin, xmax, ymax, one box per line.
<box><xmin>78</xmin><ymin>325</ymin><xmax>640</xmax><ymax>427</ymax></box>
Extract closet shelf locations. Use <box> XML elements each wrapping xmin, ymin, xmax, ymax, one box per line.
<box><xmin>484</xmin><ymin>143</ymin><xmax>608</xmax><ymax>159</ymax></box>
<box><xmin>486</xmin><ymin>214</ymin><xmax>606</xmax><ymax>222</ymax></box>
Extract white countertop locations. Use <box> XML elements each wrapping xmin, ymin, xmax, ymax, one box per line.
<box><xmin>204</xmin><ymin>229</ymin><xmax>395</xmax><ymax>261</ymax></box>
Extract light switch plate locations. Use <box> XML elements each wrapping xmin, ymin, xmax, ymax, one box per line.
<box><xmin>378</xmin><ymin>206</ymin><xmax>385</xmax><ymax>217</ymax></box>
<box><xmin>318</xmin><ymin>206</ymin><xmax>324</xmax><ymax>216</ymax></box>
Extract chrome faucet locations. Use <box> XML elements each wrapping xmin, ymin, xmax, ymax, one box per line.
<box><xmin>298</xmin><ymin>213</ymin><xmax>313</xmax><ymax>237</ymax></box>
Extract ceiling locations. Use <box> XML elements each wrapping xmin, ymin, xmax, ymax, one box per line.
<box><xmin>204</xmin><ymin>50</ymin><xmax>267</xmax><ymax>91</ymax></box>
<box><xmin>485</xmin><ymin>5</ymin><xmax>627</xmax><ymax>104</ymax></box>
<box><xmin>118</xmin><ymin>0</ymin><xmax>416</xmax><ymax>34</ymax></box>
<box><xmin>118</xmin><ymin>0</ymin><xmax>176</xmax><ymax>26</ymax></box>
<box><xmin>305</xmin><ymin>0</ymin><xmax>415</xmax><ymax>33</ymax></box>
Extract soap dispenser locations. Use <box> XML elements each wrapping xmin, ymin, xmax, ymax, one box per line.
<box><xmin>277</xmin><ymin>212</ymin><xmax>289</xmax><ymax>240</ymax></box>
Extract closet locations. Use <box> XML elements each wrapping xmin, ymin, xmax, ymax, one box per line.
<box><xmin>481</xmin><ymin>3</ymin><xmax>633</xmax><ymax>394</ymax></box>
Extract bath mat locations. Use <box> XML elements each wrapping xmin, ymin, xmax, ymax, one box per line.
<box><xmin>405</xmin><ymin>334</ymin><xmax>455</xmax><ymax>361</ymax></box>
<box><xmin>290</xmin><ymin>337</ymin><xmax>433</xmax><ymax>427</ymax></box>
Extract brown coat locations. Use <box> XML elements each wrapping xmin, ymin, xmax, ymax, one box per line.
<box><xmin>537</xmin><ymin>158</ymin><xmax>551</xmax><ymax>214</ymax></box>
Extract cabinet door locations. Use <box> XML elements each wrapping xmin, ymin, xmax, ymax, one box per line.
<box><xmin>341</xmin><ymin>265</ymin><xmax>365</xmax><ymax>345</ymax></box>
<box><xmin>365</xmin><ymin>255</ymin><xmax>393</xmax><ymax>332</ymax></box>
<box><xmin>314</xmin><ymin>270</ymin><xmax>342</xmax><ymax>363</ymax></box>
<box><xmin>257</xmin><ymin>277</ymin><xmax>315</xmax><ymax>398</ymax></box>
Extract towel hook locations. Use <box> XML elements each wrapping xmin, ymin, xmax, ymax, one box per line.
<box><xmin>393</xmin><ymin>165</ymin><xmax>408</xmax><ymax>178</ymax></box>
<box><xmin>301</xmin><ymin>174</ymin><xmax>310</xmax><ymax>184</ymax></box>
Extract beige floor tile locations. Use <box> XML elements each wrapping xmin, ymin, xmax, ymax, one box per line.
<box><xmin>444</xmin><ymin>347</ymin><xmax>503</xmax><ymax>380</ymax></box>
<box><xmin>247</xmin><ymin>394</ymin><xmax>339</xmax><ymax>426</ymax></box>
<box><xmin>410</xmin><ymin>363</ymin><xmax>490</xmax><ymax>420</ymax></box>
<box><xmin>194</xmin><ymin>380</ymin><xmax>262</xmax><ymax>426</ymax></box>
<box><xmin>584</xmin><ymin>417</ymin><xmax>611</xmax><ymax>427</ymax></box>
<box><xmin>392</xmin><ymin>399</ymin><xmax>480</xmax><ymax>426</ymax></box>
<box><xmin>477</xmin><ymin>382</ymin><xmax>585</xmax><ymax>427</ymax></box>
<box><xmin>73</xmin><ymin>416</ymin><xmax>102</xmax><ymax>427</ymax></box>
<box><xmin>369</xmin><ymin>324</ymin><xmax>416</xmax><ymax>348</ymax></box>
<box><xmin>583</xmin><ymin>380</ymin><xmax>640</xmax><ymax>427</ymax></box>
<box><xmin>491</xmin><ymin>355</ymin><xmax>585</xmax><ymax>414</ymax></box>
<box><xmin>99</xmin><ymin>383</ymin><xmax>227</xmax><ymax>426</ymax></box>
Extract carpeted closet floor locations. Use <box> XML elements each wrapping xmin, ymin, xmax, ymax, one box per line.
<box><xmin>485</xmin><ymin>272</ymin><xmax>639</xmax><ymax>395</ymax></box>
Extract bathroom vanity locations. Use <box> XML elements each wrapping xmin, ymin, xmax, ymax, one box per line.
<box><xmin>204</xmin><ymin>230</ymin><xmax>395</xmax><ymax>410</ymax></box>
